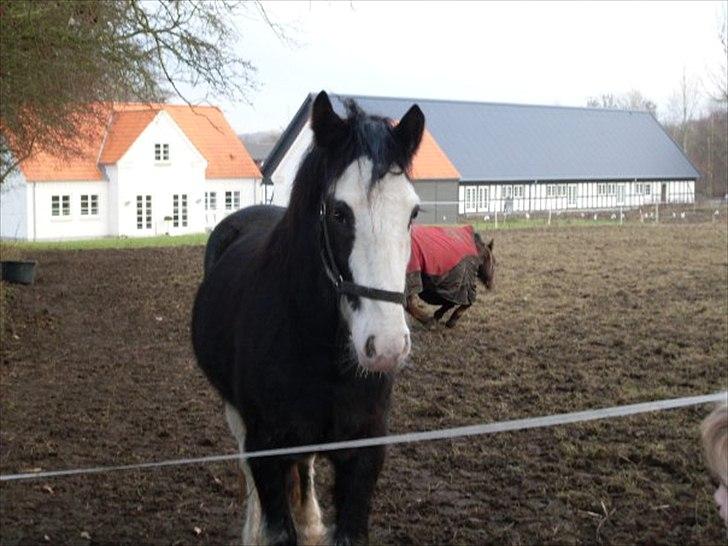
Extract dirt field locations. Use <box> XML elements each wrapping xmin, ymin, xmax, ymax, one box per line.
<box><xmin>1</xmin><ymin>222</ymin><xmax>727</xmax><ymax>545</ymax></box>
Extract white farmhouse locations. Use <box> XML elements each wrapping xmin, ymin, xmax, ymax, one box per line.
<box><xmin>1</xmin><ymin>103</ymin><xmax>262</xmax><ymax>240</ymax></box>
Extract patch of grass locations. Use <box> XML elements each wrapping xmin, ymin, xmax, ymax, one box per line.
<box><xmin>5</xmin><ymin>232</ymin><xmax>209</xmax><ymax>251</ymax></box>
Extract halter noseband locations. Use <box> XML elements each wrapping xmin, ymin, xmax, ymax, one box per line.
<box><xmin>320</xmin><ymin>202</ymin><xmax>406</xmax><ymax>306</ymax></box>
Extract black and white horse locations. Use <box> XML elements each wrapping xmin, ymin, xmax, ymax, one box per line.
<box><xmin>192</xmin><ymin>91</ymin><xmax>424</xmax><ymax>545</ymax></box>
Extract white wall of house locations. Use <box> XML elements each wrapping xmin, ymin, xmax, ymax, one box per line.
<box><xmin>29</xmin><ymin>180</ymin><xmax>110</xmax><ymax>239</ymax></box>
<box><xmin>458</xmin><ymin>180</ymin><xmax>696</xmax><ymax>215</ymax></box>
<box><xmin>112</xmin><ymin>111</ymin><xmax>208</xmax><ymax>237</ymax></box>
<box><xmin>270</xmin><ymin>122</ymin><xmax>313</xmax><ymax>207</ymax></box>
<box><xmin>0</xmin><ymin>171</ymin><xmax>29</xmax><ymax>240</ymax></box>
<box><xmin>201</xmin><ymin>178</ymin><xmax>259</xmax><ymax>230</ymax></box>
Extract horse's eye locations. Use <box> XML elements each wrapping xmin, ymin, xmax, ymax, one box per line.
<box><xmin>332</xmin><ymin>204</ymin><xmax>349</xmax><ymax>225</ymax></box>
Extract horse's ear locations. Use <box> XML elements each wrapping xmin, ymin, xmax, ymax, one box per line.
<box><xmin>311</xmin><ymin>91</ymin><xmax>346</xmax><ymax>149</ymax></box>
<box><xmin>487</xmin><ymin>238</ymin><xmax>494</xmax><ymax>251</ymax></box>
<box><xmin>394</xmin><ymin>104</ymin><xmax>425</xmax><ymax>159</ymax></box>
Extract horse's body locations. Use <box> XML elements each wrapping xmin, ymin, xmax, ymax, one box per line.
<box><xmin>405</xmin><ymin>225</ymin><xmax>495</xmax><ymax>328</ymax></box>
<box><xmin>192</xmin><ymin>92</ymin><xmax>425</xmax><ymax>546</ymax></box>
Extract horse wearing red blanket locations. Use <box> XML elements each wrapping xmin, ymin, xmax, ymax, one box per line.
<box><xmin>406</xmin><ymin>225</ymin><xmax>495</xmax><ymax>328</ymax></box>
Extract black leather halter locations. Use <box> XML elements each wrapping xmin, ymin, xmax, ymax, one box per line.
<box><xmin>320</xmin><ymin>202</ymin><xmax>406</xmax><ymax>306</ymax></box>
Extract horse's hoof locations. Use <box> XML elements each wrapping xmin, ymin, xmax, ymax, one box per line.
<box><xmin>445</xmin><ymin>320</ymin><xmax>457</xmax><ymax>329</ymax></box>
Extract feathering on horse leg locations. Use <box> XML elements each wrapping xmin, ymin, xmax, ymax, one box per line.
<box><xmin>291</xmin><ymin>456</ymin><xmax>327</xmax><ymax>545</ymax></box>
<box><xmin>225</xmin><ymin>404</ymin><xmax>264</xmax><ymax>545</ymax></box>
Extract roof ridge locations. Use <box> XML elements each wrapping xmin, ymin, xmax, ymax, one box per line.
<box><xmin>333</xmin><ymin>92</ymin><xmax>651</xmax><ymax>116</ymax></box>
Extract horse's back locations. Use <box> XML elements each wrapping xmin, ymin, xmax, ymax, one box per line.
<box><xmin>204</xmin><ymin>205</ymin><xmax>285</xmax><ymax>276</ymax></box>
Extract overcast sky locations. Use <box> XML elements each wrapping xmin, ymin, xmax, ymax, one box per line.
<box><xmin>194</xmin><ymin>1</ymin><xmax>726</xmax><ymax>133</ymax></box>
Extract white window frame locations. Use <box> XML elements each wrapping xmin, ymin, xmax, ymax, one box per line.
<box><xmin>225</xmin><ymin>190</ymin><xmax>241</xmax><ymax>211</ymax></box>
<box><xmin>597</xmin><ymin>183</ymin><xmax>607</xmax><ymax>196</ymax></box>
<box><xmin>477</xmin><ymin>186</ymin><xmax>489</xmax><ymax>211</ymax></box>
<box><xmin>154</xmin><ymin>143</ymin><xmax>170</xmax><ymax>162</ymax></box>
<box><xmin>51</xmin><ymin>194</ymin><xmax>71</xmax><ymax>218</ymax></box>
<box><xmin>173</xmin><ymin>194</ymin><xmax>188</xmax><ymax>227</ymax></box>
<box><xmin>205</xmin><ymin>191</ymin><xmax>217</xmax><ymax>211</ymax></box>
<box><xmin>567</xmin><ymin>184</ymin><xmax>578</xmax><ymax>206</ymax></box>
<box><xmin>80</xmin><ymin>194</ymin><xmax>99</xmax><ymax>216</ymax></box>
<box><xmin>136</xmin><ymin>195</ymin><xmax>152</xmax><ymax>230</ymax></box>
<box><xmin>513</xmin><ymin>185</ymin><xmax>524</xmax><ymax>199</ymax></box>
<box><xmin>502</xmin><ymin>185</ymin><xmax>513</xmax><ymax>199</ymax></box>
<box><xmin>546</xmin><ymin>184</ymin><xmax>556</xmax><ymax>198</ymax></box>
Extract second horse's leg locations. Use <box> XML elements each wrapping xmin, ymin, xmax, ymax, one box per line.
<box><xmin>433</xmin><ymin>302</ymin><xmax>455</xmax><ymax>322</ymax></box>
<box><xmin>445</xmin><ymin>304</ymin><xmax>471</xmax><ymax>328</ymax></box>
<box><xmin>405</xmin><ymin>294</ymin><xmax>434</xmax><ymax>325</ymax></box>
<box><xmin>290</xmin><ymin>456</ymin><xmax>326</xmax><ymax>545</ymax></box>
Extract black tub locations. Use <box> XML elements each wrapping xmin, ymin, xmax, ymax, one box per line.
<box><xmin>1</xmin><ymin>260</ymin><xmax>37</xmax><ymax>285</ymax></box>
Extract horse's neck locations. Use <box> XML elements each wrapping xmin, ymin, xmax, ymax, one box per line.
<box><xmin>269</xmin><ymin>212</ymin><xmax>345</xmax><ymax>346</ymax></box>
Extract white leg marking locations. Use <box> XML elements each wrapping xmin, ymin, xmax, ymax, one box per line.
<box><xmin>225</xmin><ymin>403</ymin><xmax>263</xmax><ymax>545</ymax></box>
<box><xmin>292</xmin><ymin>456</ymin><xmax>327</xmax><ymax>545</ymax></box>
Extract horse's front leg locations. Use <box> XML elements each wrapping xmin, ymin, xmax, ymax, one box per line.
<box><xmin>405</xmin><ymin>294</ymin><xmax>434</xmax><ymax>326</ymax></box>
<box><xmin>331</xmin><ymin>446</ymin><xmax>385</xmax><ymax>546</ymax></box>
<box><xmin>248</xmin><ymin>456</ymin><xmax>298</xmax><ymax>546</ymax></box>
<box><xmin>445</xmin><ymin>304</ymin><xmax>471</xmax><ymax>328</ymax></box>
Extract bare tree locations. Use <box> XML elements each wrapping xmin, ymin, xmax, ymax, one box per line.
<box><xmin>0</xmin><ymin>0</ymin><xmax>274</xmax><ymax>183</ymax></box>
<box><xmin>587</xmin><ymin>90</ymin><xmax>657</xmax><ymax>116</ymax></box>
<box><xmin>709</xmin><ymin>5</ymin><xmax>728</xmax><ymax>105</ymax></box>
<box><xmin>667</xmin><ymin>68</ymin><xmax>703</xmax><ymax>151</ymax></box>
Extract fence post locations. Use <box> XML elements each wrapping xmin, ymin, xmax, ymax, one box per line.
<box><xmin>655</xmin><ymin>201</ymin><xmax>659</xmax><ymax>224</ymax></box>
<box><xmin>548</xmin><ymin>204</ymin><xmax>552</xmax><ymax>226</ymax></box>
<box><xmin>494</xmin><ymin>210</ymin><xmax>498</xmax><ymax>230</ymax></box>
<box><xmin>619</xmin><ymin>206</ymin><xmax>623</xmax><ymax>225</ymax></box>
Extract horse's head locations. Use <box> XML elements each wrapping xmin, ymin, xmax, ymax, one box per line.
<box><xmin>307</xmin><ymin>91</ymin><xmax>424</xmax><ymax>373</ymax></box>
<box><xmin>474</xmin><ymin>233</ymin><xmax>496</xmax><ymax>290</ymax></box>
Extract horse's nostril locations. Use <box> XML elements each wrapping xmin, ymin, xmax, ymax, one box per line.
<box><xmin>365</xmin><ymin>335</ymin><xmax>376</xmax><ymax>358</ymax></box>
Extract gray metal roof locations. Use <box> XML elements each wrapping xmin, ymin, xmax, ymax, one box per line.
<box><xmin>325</xmin><ymin>94</ymin><xmax>699</xmax><ymax>182</ymax></box>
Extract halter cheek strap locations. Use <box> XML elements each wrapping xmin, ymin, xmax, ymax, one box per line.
<box><xmin>320</xmin><ymin>202</ymin><xmax>406</xmax><ymax>306</ymax></box>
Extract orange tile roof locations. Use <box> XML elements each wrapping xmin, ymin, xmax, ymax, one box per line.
<box><xmin>98</xmin><ymin>109</ymin><xmax>157</xmax><ymax>165</ymax></box>
<box><xmin>16</xmin><ymin>102</ymin><xmax>260</xmax><ymax>182</ymax></box>
<box><xmin>409</xmin><ymin>128</ymin><xmax>460</xmax><ymax>181</ymax></box>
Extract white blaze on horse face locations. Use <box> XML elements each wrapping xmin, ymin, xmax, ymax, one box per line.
<box><xmin>334</xmin><ymin>159</ymin><xmax>418</xmax><ymax>373</ymax></box>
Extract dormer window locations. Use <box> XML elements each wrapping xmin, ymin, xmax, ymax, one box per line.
<box><xmin>154</xmin><ymin>143</ymin><xmax>169</xmax><ymax>162</ymax></box>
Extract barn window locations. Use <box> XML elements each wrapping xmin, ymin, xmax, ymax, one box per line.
<box><xmin>51</xmin><ymin>195</ymin><xmax>70</xmax><ymax>217</ymax></box>
<box><xmin>597</xmin><ymin>183</ymin><xmax>607</xmax><ymax>196</ymax></box>
<box><xmin>80</xmin><ymin>194</ymin><xmax>99</xmax><ymax>216</ymax></box>
<box><xmin>478</xmin><ymin>186</ymin><xmax>489</xmax><ymax>210</ymax></box>
<box><xmin>546</xmin><ymin>184</ymin><xmax>557</xmax><ymax>197</ymax></box>
<box><xmin>154</xmin><ymin>143</ymin><xmax>170</xmax><ymax>162</ymax></box>
<box><xmin>567</xmin><ymin>185</ymin><xmax>578</xmax><ymax>205</ymax></box>
<box><xmin>503</xmin><ymin>185</ymin><xmax>513</xmax><ymax>199</ymax></box>
<box><xmin>205</xmin><ymin>191</ymin><xmax>217</xmax><ymax>211</ymax></box>
<box><xmin>225</xmin><ymin>190</ymin><xmax>240</xmax><ymax>210</ymax></box>
<box><xmin>513</xmin><ymin>185</ymin><xmax>524</xmax><ymax>198</ymax></box>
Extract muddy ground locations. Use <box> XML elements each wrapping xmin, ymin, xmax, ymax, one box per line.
<box><xmin>1</xmin><ymin>222</ymin><xmax>727</xmax><ymax>545</ymax></box>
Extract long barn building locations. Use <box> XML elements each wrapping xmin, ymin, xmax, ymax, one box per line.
<box><xmin>263</xmin><ymin>94</ymin><xmax>699</xmax><ymax>224</ymax></box>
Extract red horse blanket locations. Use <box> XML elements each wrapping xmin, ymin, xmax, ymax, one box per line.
<box><xmin>406</xmin><ymin>225</ymin><xmax>480</xmax><ymax>305</ymax></box>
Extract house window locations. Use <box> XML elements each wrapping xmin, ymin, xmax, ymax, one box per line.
<box><xmin>154</xmin><ymin>143</ymin><xmax>170</xmax><ymax>162</ymax></box>
<box><xmin>173</xmin><ymin>194</ymin><xmax>188</xmax><ymax>227</ymax></box>
<box><xmin>513</xmin><ymin>185</ymin><xmax>525</xmax><ymax>198</ymax></box>
<box><xmin>51</xmin><ymin>195</ymin><xmax>70</xmax><ymax>217</ymax></box>
<box><xmin>136</xmin><ymin>195</ymin><xmax>152</xmax><ymax>229</ymax></box>
<box><xmin>205</xmin><ymin>191</ymin><xmax>217</xmax><ymax>211</ymax></box>
<box><xmin>503</xmin><ymin>185</ymin><xmax>513</xmax><ymax>199</ymax></box>
<box><xmin>477</xmin><ymin>186</ymin><xmax>489</xmax><ymax>211</ymax></box>
<box><xmin>80</xmin><ymin>194</ymin><xmax>99</xmax><ymax>216</ymax></box>
<box><xmin>225</xmin><ymin>190</ymin><xmax>240</xmax><ymax>210</ymax></box>
<box><xmin>597</xmin><ymin>183</ymin><xmax>607</xmax><ymax>196</ymax></box>
<box><xmin>546</xmin><ymin>184</ymin><xmax>556</xmax><ymax>197</ymax></box>
<box><xmin>607</xmin><ymin>183</ymin><xmax>615</xmax><ymax>196</ymax></box>
<box><xmin>558</xmin><ymin>184</ymin><xmax>567</xmax><ymax>197</ymax></box>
